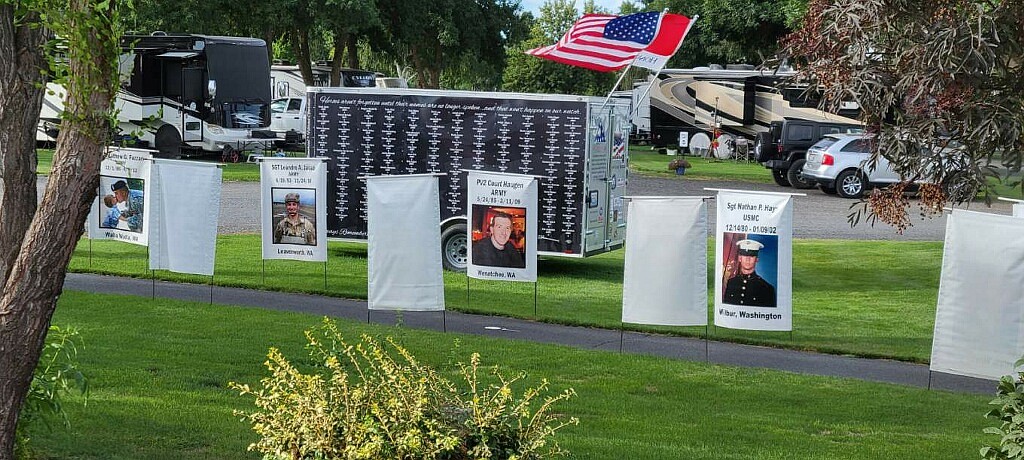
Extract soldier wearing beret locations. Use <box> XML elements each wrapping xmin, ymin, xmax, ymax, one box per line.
<box><xmin>274</xmin><ymin>192</ymin><xmax>316</xmax><ymax>245</ymax></box>
<box><xmin>724</xmin><ymin>239</ymin><xmax>776</xmax><ymax>308</ymax></box>
<box><xmin>110</xmin><ymin>179</ymin><xmax>145</xmax><ymax>232</ymax></box>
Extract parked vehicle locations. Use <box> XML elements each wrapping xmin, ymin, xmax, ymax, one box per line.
<box><xmin>755</xmin><ymin>119</ymin><xmax>864</xmax><ymax>189</ymax></box>
<box><xmin>638</xmin><ymin>65</ymin><xmax>861</xmax><ymax>157</ymax></box>
<box><xmin>800</xmin><ymin>134</ymin><xmax>897</xmax><ymax>198</ymax></box>
<box><xmin>305</xmin><ymin>87</ymin><xmax>630</xmax><ymax>271</ymax></box>
<box><xmin>270</xmin><ymin>64</ymin><xmax>378</xmax><ymax>98</ymax></box>
<box><xmin>39</xmin><ymin>33</ymin><xmax>276</xmax><ymax>157</ymax></box>
<box><xmin>269</xmin><ymin>97</ymin><xmax>303</xmax><ymax>142</ymax></box>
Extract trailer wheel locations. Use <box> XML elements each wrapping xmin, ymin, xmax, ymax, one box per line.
<box><xmin>154</xmin><ymin>125</ymin><xmax>181</xmax><ymax>158</ymax></box>
<box><xmin>440</xmin><ymin>223</ymin><xmax>468</xmax><ymax>272</ymax></box>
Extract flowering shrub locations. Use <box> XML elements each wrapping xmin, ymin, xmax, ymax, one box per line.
<box><xmin>231</xmin><ymin>318</ymin><xmax>577</xmax><ymax>459</ymax></box>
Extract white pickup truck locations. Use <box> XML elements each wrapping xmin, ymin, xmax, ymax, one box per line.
<box><xmin>269</xmin><ymin>97</ymin><xmax>304</xmax><ymax>142</ymax></box>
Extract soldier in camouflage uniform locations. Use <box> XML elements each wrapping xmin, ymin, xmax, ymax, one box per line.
<box><xmin>274</xmin><ymin>192</ymin><xmax>316</xmax><ymax>245</ymax></box>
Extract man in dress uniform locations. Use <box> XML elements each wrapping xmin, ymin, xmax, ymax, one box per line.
<box><xmin>723</xmin><ymin>239</ymin><xmax>776</xmax><ymax>307</ymax></box>
<box><xmin>274</xmin><ymin>192</ymin><xmax>316</xmax><ymax>245</ymax></box>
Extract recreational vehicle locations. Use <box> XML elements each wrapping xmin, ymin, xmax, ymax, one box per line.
<box><xmin>39</xmin><ymin>33</ymin><xmax>275</xmax><ymax>157</ymax></box>
<box><xmin>637</xmin><ymin>66</ymin><xmax>860</xmax><ymax>152</ymax></box>
<box><xmin>306</xmin><ymin>87</ymin><xmax>630</xmax><ymax>271</ymax></box>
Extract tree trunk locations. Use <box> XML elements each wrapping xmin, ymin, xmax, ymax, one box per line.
<box><xmin>0</xmin><ymin>0</ymin><xmax>117</xmax><ymax>456</ymax></box>
<box><xmin>0</xmin><ymin>6</ymin><xmax>48</xmax><ymax>282</ymax></box>
<box><xmin>345</xmin><ymin>34</ymin><xmax>358</xmax><ymax>70</ymax></box>
<box><xmin>291</xmin><ymin>28</ymin><xmax>315</xmax><ymax>86</ymax></box>
<box><xmin>330</xmin><ymin>32</ymin><xmax>348</xmax><ymax>86</ymax></box>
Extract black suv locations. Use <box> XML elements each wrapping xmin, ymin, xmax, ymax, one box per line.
<box><xmin>755</xmin><ymin>119</ymin><xmax>863</xmax><ymax>189</ymax></box>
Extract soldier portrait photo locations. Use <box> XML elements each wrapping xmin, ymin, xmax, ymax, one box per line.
<box><xmin>721</xmin><ymin>233</ymin><xmax>778</xmax><ymax>308</ymax></box>
<box><xmin>471</xmin><ymin>205</ymin><xmax>526</xmax><ymax>269</ymax></box>
<box><xmin>99</xmin><ymin>176</ymin><xmax>145</xmax><ymax>233</ymax></box>
<box><xmin>271</xmin><ymin>188</ymin><xmax>317</xmax><ymax>246</ymax></box>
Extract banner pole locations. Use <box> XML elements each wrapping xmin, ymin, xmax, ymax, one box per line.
<box><xmin>366</xmin><ymin>308</ymin><xmax>370</xmax><ymax>325</ymax></box>
<box><xmin>209</xmin><ymin>274</ymin><xmax>214</xmax><ymax>304</ymax></box>
<box><xmin>262</xmin><ymin>260</ymin><xmax>265</xmax><ymax>285</ymax></box>
<box><xmin>442</xmin><ymin>310</ymin><xmax>447</xmax><ymax>333</ymax></box>
<box><xmin>927</xmin><ymin>370</ymin><xmax>933</xmax><ymax>391</ymax></box>
<box><xmin>705</xmin><ymin>324</ymin><xmax>710</xmax><ymax>363</ymax></box>
<box><xmin>533</xmin><ymin>281</ymin><xmax>538</xmax><ymax>317</ymax></box>
<box><xmin>151</xmin><ymin>270</ymin><xmax>155</xmax><ymax>299</ymax></box>
<box><xmin>466</xmin><ymin>274</ymin><xmax>470</xmax><ymax>309</ymax></box>
<box><xmin>89</xmin><ymin>237</ymin><xmax>92</xmax><ymax>267</ymax></box>
<box><xmin>323</xmin><ymin>261</ymin><xmax>327</xmax><ymax>291</ymax></box>
<box><xmin>619</xmin><ymin>325</ymin><xmax>624</xmax><ymax>353</ymax></box>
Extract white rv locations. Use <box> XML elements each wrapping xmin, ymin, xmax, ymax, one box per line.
<box><xmin>636</xmin><ymin>65</ymin><xmax>860</xmax><ymax>153</ymax></box>
<box><xmin>39</xmin><ymin>33</ymin><xmax>276</xmax><ymax>157</ymax></box>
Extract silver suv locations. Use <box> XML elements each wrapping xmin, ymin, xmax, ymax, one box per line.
<box><xmin>800</xmin><ymin>134</ymin><xmax>898</xmax><ymax>198</ymax></box>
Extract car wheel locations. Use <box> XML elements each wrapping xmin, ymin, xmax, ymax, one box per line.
<box><xmin>440</xmin><ymin>223</ymin><xmax>468</xmax><ymax>272</ymax></box>
<box><xmin>771</xmin><ymin>168</ymin><xmax>791</xmax><ymax>187</ymax></box>
<box><xmin>820</xmin><ymin>184</ymin><xmax>838</xmax><ymax>195</ymax></box>
<box><xmin>836</xmin><ymin>170</ymin><xmax>866</xmax><ymax>198</ymax></box>
<box><xmin>786</xmin><ymin>159</ymin><xmax>815</xmax><ymax>189</ymax></box>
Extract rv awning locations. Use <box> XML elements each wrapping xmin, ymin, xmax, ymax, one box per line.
<box><xmin>156</xmin><ymin>51</ymin><xmax>200</xmax><ymax>59</ymax></box>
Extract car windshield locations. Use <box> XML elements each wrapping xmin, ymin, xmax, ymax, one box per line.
<box><xmin>270</xmin><ymin>99</ymin><xmax>287</xmax><ymax>114</ymax></box>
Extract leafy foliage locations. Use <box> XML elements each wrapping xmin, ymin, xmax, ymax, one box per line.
<box><xmin>981</xmin><ymin>358</ymin><xmax>1024</xmax><ymax>459</ymax></box>
<box><xmin>16</xmin><ymin>325</ymin><xmax>89</xmax><ymax>459</ymax></box>
<box><xmin>231</xmin><ymin>318</ymin><xmax>577</xmax><ymax>459</ymax></box>
<box><xmin>786</xmin><ymin>0</ymin><xmax>1024</xmax><ymax>226</ymax></box>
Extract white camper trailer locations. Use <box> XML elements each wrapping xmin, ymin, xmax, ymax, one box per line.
<box><xmin>305</xmin><ymin>87</ymin><xmax>631</xmax><ymax>271</ymax></box>
<box><xmin>39</xmin><ymin>33</ymin><xmax>276</xmax><ymax>157</ymax></box>
<box><xmin>638</xmin><ymin>66</ymin><xmax>860</xmax><ymax>152</ymax></box>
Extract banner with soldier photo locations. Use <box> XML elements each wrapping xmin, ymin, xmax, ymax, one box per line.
<box><xmin>260</xmin><ymin>158</ymin><xmax>328</xmax><ymax>261</ymax></box>
<box><xmin>713</xmin><ymin>190</ymin><xmax>794</xmax><ymax>331</ymax></box>
<box><xmin>467</xmin><ymin>171</ymin><xmax>538</xmax><ymax>282</ymax></box>
<box><xmin>87</xmin><ymin>147</ymin><xmax>152</xmax><ymax>246</ymax></box>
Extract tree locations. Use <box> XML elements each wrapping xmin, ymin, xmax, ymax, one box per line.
<box><xmin>0</xmin><ymin>0</ymin><xmax>123</xmax><ymax>456</ymax></box>
<box><xmin>785</xmin><ymin>0</ymin><xmax>1024</xmax><ymax>229</ymax></box>
<box><xmin>501</xmin><ymin>0</ymin><xmax>614</xmax><ymax>95</ymax></box>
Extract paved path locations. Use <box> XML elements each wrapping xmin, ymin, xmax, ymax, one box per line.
<box><xmin>64</xmin><ymin>273</ymin><xmax>997</xmax><ymax>395</ymax></box>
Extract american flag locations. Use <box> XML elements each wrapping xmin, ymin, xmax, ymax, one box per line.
<box><xmin>526</xmin><ymin>12</ymin><xmax>692</xmax><ymax>72</ymax></box>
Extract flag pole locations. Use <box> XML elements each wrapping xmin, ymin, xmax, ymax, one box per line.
<box><xmin>629</xmin><ymin>14</ymin><xmax>698</xmax><ymax>122</ymax></box>
<box><xmin>600</xmin><ymin>62</ymin><xmax>635</xmax><ymax>111</ymax></box>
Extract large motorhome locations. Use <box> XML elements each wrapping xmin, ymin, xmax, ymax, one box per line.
<box><xmin>636</xmin><ymin>65</ymin><xmax>860</xmax><ymax>152</ymax></box>
<box><xmin>39</xmin><ymin>33</ymin><xmax>275</xmax><ymax>157</ymax></box>
<box><xmin>270</xmin><ymin>64</ymin><xmax>380</xmax><ymax>98</ymax></box>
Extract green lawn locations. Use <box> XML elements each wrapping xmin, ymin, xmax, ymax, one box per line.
<box><xmin>72</xmin><ymin>236</ymin><xmax>947</xmax><ymax>363</ymax></box>
<box><xmin>628</xmin><ymin>148</ymin><xmax>773</xmax><ymax>183</ymax></box>
<box><xmin>26</xmin><ymin>291</ymin><xmax>993</xmax><ymax>459</ymax></box>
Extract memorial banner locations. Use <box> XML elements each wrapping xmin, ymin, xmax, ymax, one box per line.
<box><xmin>467</xmin><ymin>171</ymin><xmax>538</xmax><ymax>282</ymax></box>
<box><xmin>622</xmin><ymin>197</ymin><xmax>707</xmax><ymax>326</ymax></box>
<box><xmin>260</xmin><ymin>158</ymin><xmax>328</xmax><ymax>261</ymax></box>
<box><xmin>931</xmin><ymin>209</ymin><xmax>1024</xmax><ymax>380</ymax></box>
<box><xmin>713</xmin><ymin>190</ymin><xmax>794</xmax><ymax>331</ymax></box>
<box><xmin>366</xmin><ymin>174</ymin><xmax>445</xmax><ymax>311</ymax></box>
<box><xmin>148</xmin><ymin>160</ymin><xmax>222</xmax><ymax>275</ymax></box>
<box><xmin>87</xmin><ymin>148</ymin><xmax>152</xmax><ymax>246</ymax></box>
<box><xmin>1014</xmin><ymin>203</ymin><xmax>1023</xmax><ymax>218</ymax></box>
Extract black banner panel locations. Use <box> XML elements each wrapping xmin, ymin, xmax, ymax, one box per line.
<box><xmin>307</xmin><ymin>90</ymin><xmax>588</xmax><ymax>255</ymax></box>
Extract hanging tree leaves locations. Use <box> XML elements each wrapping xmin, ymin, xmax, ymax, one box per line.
<box><xmin>785</xmin><ymin>0</ymin><xmax>1024</xmax><ymax>229</ymax></box>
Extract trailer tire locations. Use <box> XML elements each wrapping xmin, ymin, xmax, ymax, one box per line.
<box><xmin>440</xmin><ymin>223</ymin><xmax>468</xmax><ymax>272</ymax></box>
<box><xmin>154</xmin><ymin>125</ymin><xmax>182</xmax><ymax>158</ymax></box>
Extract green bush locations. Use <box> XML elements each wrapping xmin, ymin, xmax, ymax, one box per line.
<box><xmin>981</xmin><ymin>359</ymin><xmax>1024</xmax><ymax>459</ymax></box>
<box><xmin>231</xmin><ymin>318</ymin><xmax>577</xmax><ymax>460</ymax></box>
<box><xmin>17</xmin><ymin>325</ymin><xmax>88</xmax><ymax>459</ymax></box>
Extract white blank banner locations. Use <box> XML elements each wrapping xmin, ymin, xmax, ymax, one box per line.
<box><xmin>148</xmin><ymin>160</ymin><xmax>222</xmax><ymax>275</ymax></box>
<box><xmin>1014</xmin><ymin>203</ymin><xmax>1023</xmax><ymax>218</ymax></box>
<box><xmin>931</xmin><ymin>209</ymin><xmax>1024</xmax><ymax>380</ymax></box>
<box><xmin>367</xmin><ymin>175</ymin><xmax>445</xmax><ymax>311</ymax></box>
<box><xmin>622</xmin><ymin>198</ymin><xmax>708</xmax><ymax>326</ymax></box>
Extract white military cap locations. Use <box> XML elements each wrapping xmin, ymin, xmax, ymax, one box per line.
<box><xmin>736</xmin><ymin>239</ymin><xmax>764</xmax><ymax>256</ymax></box>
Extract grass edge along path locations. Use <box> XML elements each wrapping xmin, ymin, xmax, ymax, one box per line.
<box><xmin>27</xmin><ymin>290</ymin><xmax>994</xmax><ymax>460</ymax></box>
<box><xmin>71</xmin><ymin>235</ymin><xmax>943</xmax><ymax>364</ymax></box>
